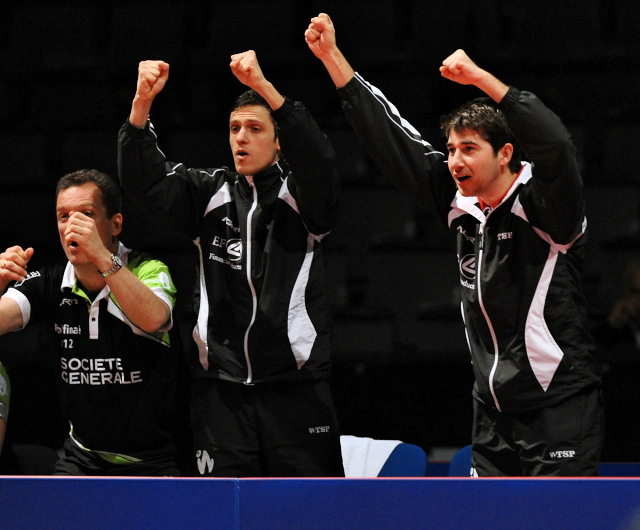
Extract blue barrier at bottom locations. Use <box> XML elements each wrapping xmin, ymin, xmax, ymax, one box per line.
<box><xmin>1</xmin><ymin>476</ymin><xmax>640</xmax><ymax>529</ymax></box>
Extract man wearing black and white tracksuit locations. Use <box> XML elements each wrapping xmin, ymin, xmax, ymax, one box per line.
<box><xmin>306</xmin><ymin>13</ymin><xmax>603</xmax><ymax>476</ymax></box>
<box><xmin>118</xmin><ymin>50</ymin><xmax>344</xmax><ymax>477</ymax></box>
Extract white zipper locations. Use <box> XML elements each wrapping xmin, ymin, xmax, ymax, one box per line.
<box><xmin>242</xmin><ymin>184</ymin><xmax>259</xmax><ymax>384</ymax></box>
<box><xmin>477</xmin><ymin>215</ymin><xmax>502</xmax><ymax>412</ymax></box>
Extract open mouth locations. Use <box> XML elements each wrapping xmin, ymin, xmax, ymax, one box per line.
<box><xmin>457</xmin><ymin>175</ymin><xmax>471</xmax><ymax>182</ymax></box>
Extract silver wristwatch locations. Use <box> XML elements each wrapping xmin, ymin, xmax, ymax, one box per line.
<box><xmin>100</xmin><ymin>253</ymin><xmax>124</xmax><ymax>278</ymax></box>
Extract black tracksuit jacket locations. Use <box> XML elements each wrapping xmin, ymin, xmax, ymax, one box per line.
<box><xmin>118</xmin><ymin>98</ymin><xmax>341</xmax><ymax>384</ymax></box>
<box><xmin>338</xmin><ymin>73</ymin><xmax>601</xmax><ymax>413</ymax></box>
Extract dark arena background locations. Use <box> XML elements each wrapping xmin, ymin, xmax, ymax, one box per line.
<box><xmin>1</xmin><ymin>3</ymin><xmax>640</xmax><ymax>524</ymax></box>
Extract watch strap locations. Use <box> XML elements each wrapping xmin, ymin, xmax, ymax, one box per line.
<box><xmin>100</xmin><ymin>254</ymin><xmax>123</xmax><ymax>278</ymax></box>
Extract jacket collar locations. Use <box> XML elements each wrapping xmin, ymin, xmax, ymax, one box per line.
<box><xmin>451</xmin><ymin>162</ymin><xmax>533</xmax><ymax>220</ymax></box>
<box><xmin>237</xmin><ymin>159</ymin><xmax>289</xmax><ymax>195</ymax></box>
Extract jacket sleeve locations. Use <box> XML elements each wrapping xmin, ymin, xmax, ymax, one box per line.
<box><xmin>273</xmin><ymin>98</ymin><xmax>341</xmax><ymax>236</ymax></box>
<box><xmin>117</xmin><ymin>120</ymin><xmax>225</xmax><ymax>240</ymax></box>
<box><xmin>337</xmin><ymin>73</ymin><xmax>455</xmax><ymax>222</ymax></box>
<box><xmin>500</xmin><ymin>87</ymin><xmax>585</xmax><ymax>244</ymax></box>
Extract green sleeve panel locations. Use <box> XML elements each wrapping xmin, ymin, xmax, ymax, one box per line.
<box><xmin>128</xmin><ymin>251</ymin><xmax>177</xmax><ymax>309</ymax></box>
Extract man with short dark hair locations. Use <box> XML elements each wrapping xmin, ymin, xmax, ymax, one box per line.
<box><xmin>118</xmin><ymin>50</ymin><xmax>344</xmax><ymax>477</ymax></box>
<box><xmin>306</xmin><ymin>13</ymin><xmax>603</xmax><ymax>476</ymax></box>
<box><xmin>0</xmin><ymin>169</ymin><xmax>178</xmax><ymax>475</ymax></box>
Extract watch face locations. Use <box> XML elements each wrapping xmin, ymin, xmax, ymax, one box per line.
<box><xmin>102</xmin><ymin>254</ymin><xmax>124</xmax><ymax>277</ymax></box>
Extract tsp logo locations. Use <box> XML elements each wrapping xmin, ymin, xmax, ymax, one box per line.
<box><xmin>459</xmin><ymin>254</ymin><xmax>476</xmax><ymax>280</ymax></box>
<box><xmin>196</xmin><ymin>449</ymin><xmax>214</xmax><ymax>475</ymax></box>
<box><xmin>226</xmin><ymin>239</ymin><xmax>243</xmax><ymax>262</ymax></box>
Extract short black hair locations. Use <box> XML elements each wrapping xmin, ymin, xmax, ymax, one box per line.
<box><xmin>229</xmin><ymin>89</ymin><xmax>278</xmax><ymax>138</ymax></box>
<box><xmin>55</xmin><ymin>169</ymin><xmax>122</xmax><ymax>218</ymax></box>
<box><xmin>440</xmin><ymin>97</ymin><xmax>522</xmax><ymax>173</ymax></box>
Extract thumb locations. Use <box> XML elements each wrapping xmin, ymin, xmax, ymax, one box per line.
<box><xmin>25</xmin><ymin>247</ymin><xmax>35</xmax><ymax>262</ymax></box>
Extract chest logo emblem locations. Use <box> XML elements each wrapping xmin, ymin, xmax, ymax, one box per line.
<box><xmin>226</xmin><ymin>239</ymin><xmax>243</xmax><ymax>262</ymax></box>
<box><xmin>460</xmin><ymin>254</ymin><xmax>476</xmax><ymax>280</ymax></box>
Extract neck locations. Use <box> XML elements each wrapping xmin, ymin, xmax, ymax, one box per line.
<box><xmin>74</xmin><ymin>264</ymin><xmax>106</xmax><ymax>296</ymax></box>
<box><xmin>481</xmin><ymin>170</ymin><xmax>519</xmax><ymax>209</ymax></box>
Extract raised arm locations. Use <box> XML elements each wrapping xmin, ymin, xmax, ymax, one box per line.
<box><xmin>439</xmin><ymin>49</ymin><xmax>509</xmax><ymax>103</ymax></box>
<box><xmin>129</xmin><ymin>60</ymin><xmax>170</xmax><ymax>128</ymax></box>
<box><xmin>229</xmin><ymin>50</ymin><xmax>285</xmax><ymax>111</ymax></box>
<box><xmin>229</xmin><ymin>49</ymin><xmax>340</xmax><ymax>234</ymax></box>
<box><xmin>63</xmin><ymin>212</ymin><xmax>172</xmax><ymax>334</ymax></box>
<box><xmin>0</xmin><ymin>246</ymin><xmax>34</xmax><ymax>294</ymax></box>
<box><xmin>305</xmin><ymin>13</ymin><xmax>355</xmax><ymax>88</ymax></box>
<box><xmin>119</xmin><ymin>60</ymin><xmax>230</xmax><ymax>243</ymax></box>
<box><xmin>305</xmin><ymin>13</ymin><xmax>451</xmax><ymax>213</ymax></box>
<box><xmin>98</xmin><ymin>257</ymin><xmax>173</xmax><ymax>335</ymax></box>
<box><xmin>0</xmin><ymin>246</ymin><xmax>34</xmax><ymax>334</ymax></box>
<box><xmin>441</xmin><ymin>51</ymin><xmax>582</xmax><ymax>241</ymax></box>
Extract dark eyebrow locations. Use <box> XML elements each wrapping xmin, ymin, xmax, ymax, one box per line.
<box><xmin>447</xmin><ymin>140</ymin><xmax>480</xmax><ymax>148</ymax></box>
<box><xmin>230</xmin><ymin>118</ymin><xmax>265</xmax><ymax>125</ymax></box>
<box><xmin>56</xmin><ymin>202</ymin><xmax>95</xmax><ymax>213</ymax></box>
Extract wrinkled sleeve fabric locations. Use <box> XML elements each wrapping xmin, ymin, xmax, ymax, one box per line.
<box><xmin>499</xmin><ymin>87</ymin><xmax>585</xmax><ymax>244</ymax></box>
<box><xmin>273</xmin><ymin>98</ymin><xmax>342</xmax><ymax>236</ymax></box>
<box><xmin>118</xmin><ymin>120</ymin><xmax>226</xmax><ymax>240</ymax></box>
<box><xmin>337</xmin><ymin>73</ymin><xmax>455</xmax><ymax>222</ymax></box>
